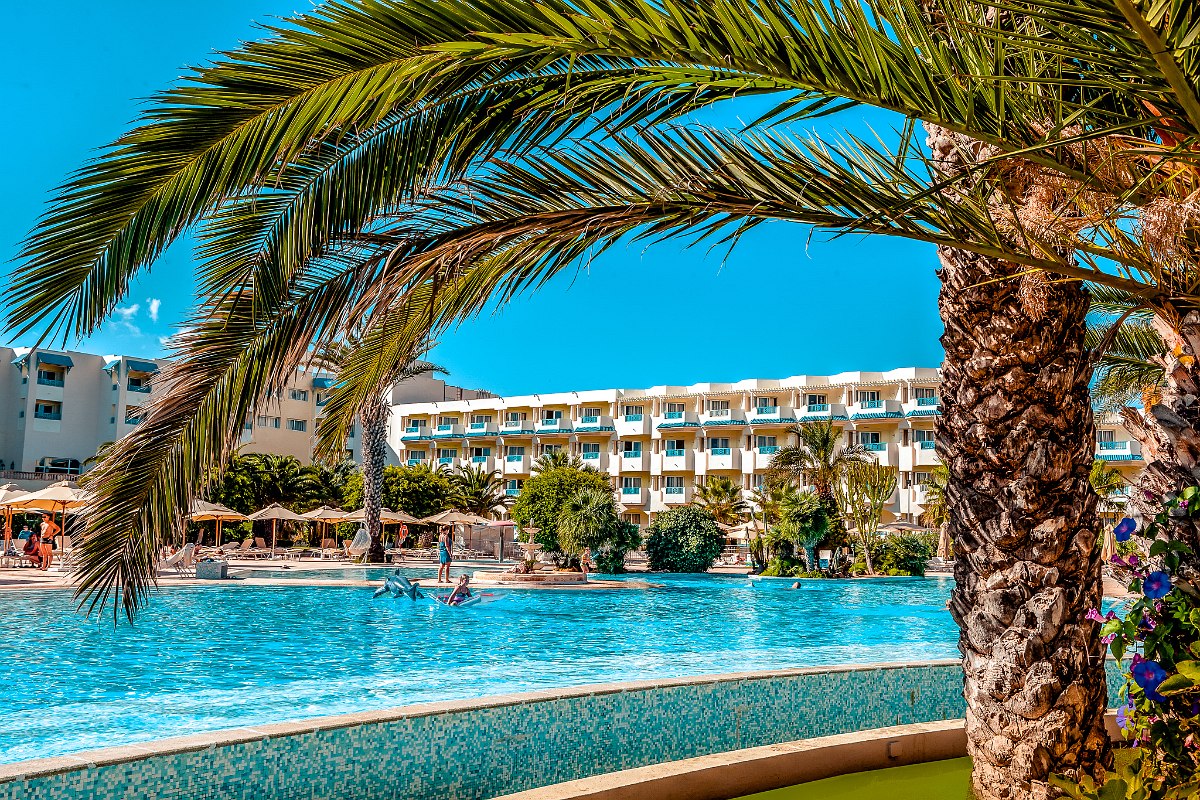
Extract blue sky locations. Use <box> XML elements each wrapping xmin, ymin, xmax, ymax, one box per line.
<box><xmin>2</xmin><ymin>1</ymin><xmax>944</xmax><ymax>396</ymax></box>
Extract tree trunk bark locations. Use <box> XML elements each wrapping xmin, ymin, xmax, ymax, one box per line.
<box><xmin>929</xmin><ymin>125</ymin><xmax>1109</xmax><ymax>799</ymax></box>
<box><xmin>361</xmin><ymin>395</ymin><xmax>388</xmax><ymax>564</ymax></box>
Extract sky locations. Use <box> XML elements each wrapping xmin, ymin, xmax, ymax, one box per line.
<box><xmin>1</xmin><ymin>1</ymin><xmax>944</xmax><ymax>396</ymax></box>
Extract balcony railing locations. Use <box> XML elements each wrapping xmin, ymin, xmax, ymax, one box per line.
<box><xmin>471</xmin><ymin>456</ymin><xmax>489</xmax><ymax>463</ymax></box>
<box><xmin>664</xmin><ymin>411</ymin><xmax>684</xmax><ymax>419</ymax></box>
<box><xmin>1098</xmin><ymin>440</ymin><xmax>1128</xmax><ymax>451</ymax></box>
<box><xmin>665</xmin><ymin>449</ymin><xmax>685</xmax><ymax>457</ymax></box>
<box><xmin>438</xmin><ymin>456</ymin><xmax>455</xmax><ymax>464</ymax></box>
<box><xmin>580</xmin><ymin>415</ymin><xmax>599</xmax><ymax>424</ymax></box>
<box><xmin>470</xmin><ymin>422</ymin><xmax>488</xmax><ymax>430</ymax></box>
<box><xmin>316</xmin><ymin>397</ymin><xmax>329</xmax><ymax>407</ymax></box>
<box><xmin>623</xmin><ymin>413</ymin><xmax>644</xmax><ymax>422</ymax></box>
<box><xmin>505</xmin><ymin>488</ymin><xmax>520</xmax><ymax>497</ymax></box>
<box><xmin>706</xmin><ymin>408</ymin><xmax>731</xmax><ymax>417</ymax></box>
<box><xmin>805</xmin><ymin>403</ymin><xmax>829</xmax><ymax>413</ymax></box>
<box><xmin>863</xmin><ymin>442</ymin><xmax>886</xmax><ymax>451</ymax></box>
<box><xmin>758</xmin><ymin>446</ymin><xmax>779</xmax><ymax>454</ymax></box>
<box><xmin>754</xmin><ymin>406</ymin><xmax>779</xmax><ymax>415</ymax></box>
<box><xmin>917</xmin><ymin>440</ymin><xmax>936</xmax><ymax>450</ymax></box>
<box><xmin>664</xmin><ymin>486</ymin><xmax>685</xmax><ymax>495</ymax></box>
<box><xmin>710</xmin><ymin>447</ymin><xmax>732</xmax><ymax>456</ymax></box>
<box><xmin>916</xmin><ymin>396</ymin><xmax>939</xmax><ymax>406</ymax></box>
<box><xmin>506</xmin><ymin>454</ymin><xmax>525</xmax><ymax>462</ymax></box>
<box><xmin>859</xmin><ymin>400</ymin><xmax>884</xmax><ymax>409</ymax></box>
<box><xmin>36</xmin><ymin>377</ymin><xmax>64</xmax><ymax>388</ymax></box>
<box><xmin>404</xmin><ymin>426</ymin><xmax>424</xmax><ymax>434</ymax></box>
<box><xmin>34</xmin><ymin>411</ymin><xmax>62</xmax><ymax>421</ymax></box>
<box><xmin>127</xmin><ymin>384</ymin><xmax>151</xmax><ymax>393</ymax></box>
<box><xmin>406</xmin><ymin>458</ymin><xmax>426</xmax><ymax>466</ymax></box>
<box><xmin>622</xmin><ymin>450</ymin><xmax>643</xmax><ymax>458</ymax></box>
<box><xmin>582</xmin><ymin>451</ymin><xmax>601</xmax><ymax>460</ymax></box>
<box><xmin>621</xmin><ymin>486</ymin><xmax>642</xmax><ymax>495</ymax></box>
<box><xmin>437</xmin><ymin>424</ymin><xmax>455</xmax><ymax>432</ymax></box>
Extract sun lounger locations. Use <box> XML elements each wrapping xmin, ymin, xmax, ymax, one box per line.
<box><xmin>156</xmin><ymin>543</ymin><xmax>196</xmax><ymax>577</ymax></box>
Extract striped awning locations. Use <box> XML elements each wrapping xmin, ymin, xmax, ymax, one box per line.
<box><xmin>125</xmin><ymin>359</ymin><xmax>159</xmax><ymax>374</ymax></box>
<box><xmin>850</xmin><ymin>412</ymin><xmax>903</xmax><ymax>420</ymax></box>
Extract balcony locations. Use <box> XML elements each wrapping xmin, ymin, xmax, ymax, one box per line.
<box><xmin>401</xmin><ymin>426</ymin><xmax>428</xmax><ymax>440</ymax></box>
<box><xmin>754</xmin><ymin>447</ymin><xmax>779</xmax><ymax>470</ymax></box>
<box><xmin>748</xmin><ymin>405</ymin><xmax>795</xmax><ymax>425</ymax></box>
<box><xmin>469</xmin><ymin>455</ymin><xmax>495</xmax><ymax>470</ymax></box>
<box><xmin>904</xmin><ymin>396</ymin><xmax>941</xmax><ymax>418</ymax></box>
<box><xmin>654</xmin><ymin>411</ymin><xmax>700</xmax><ymax>431</ymax></box>
<box><xmin>437</xmin><ymin>456</ymin><xmax>457</xmax><ymax>466</ymax></box>
<box><xmin>1096</xmin><ymin>440</ymin><xmax>1143</xmax><ymax>462</ymax></box>
<box><xmin>433</xmin><ymin>424</ymin><xmax>466</xmax><ymax>440</ymax></box>
<box><xmin>580</xmin><ymin>451</ymin><xmax>609</xmax><ymax>471</ymax></box>
<box><xmin>660</xmin><ymin>449</ymin><xmax>694</xmax><ymax>473</ymax></box>
<box><xmin>914</xmin><ymin>441</ymin><xmax>940</xmax><ymax>467</ymax></box>
<box><xmin>799</xmin><ymin>402</ymin><xmax>848</xmax><ymax>421</ymax></box>
<box><xmin>36</xmin><ymin>377</ymin><xmax>64</xmax><ymax>388</ymax></box>
<box><xmin>536</xmin><ymin>418</ymin><xmax>571</xmax><ymax>435</ymax></box>
<box><xmin>127</xmin><ymin>383</ymin><xmax>151</xmax><ymax>394</ymax></box>
<box><xmin>619</xmin><ymin>451</ymin><xmax>648</xmax><ymax>472</ymax></box>
<box><xmin>700</xmin><ymin>409</ymin><xmax>746</xmax><ymax>428</ymax></box>
<box><xmin>620</xmin><ymin>487</ymin><xmax>646</xmax><ymax>505</ymax></box>
<box><xmin>850</xmin><ymin>399</ymin><xmax>903</xmax><ymax>420</ymax></box>
<box><xmin>503</xmin><ymin>455</ymin><xmax>531</xmax><ymax>474</ymax></box>
<box><xmin>662</xmin><ymin>485</ymin><xmax>689</xmax><ymax>504</ymax></box>
<box><xmin>505</xmin><ymin>488</ymin><xmax>521</xmax><ymax>497</ymax></box>
<box><xmin>860</xmin><ymin>442</ymin><xmax>896</xmax><ymax>466</ymax></box>
<box><xmin>615</xmin><ymin>413</ymin><xmax>650</xmax><ymax>436</ymax></box>
<box><xmin>501</xmin><ymin>419</ymin><xmax>536</xmax><ymax>434</ymax></box>
<box><xmin>468</xmin><ymin>421</ymin><xmax>499</xmax><ymax>435</ymax></box>
<box><xmin>574</xmin><ymin>415</ymin><xmax>614</xmax><ymax>433</ymax></box>
<box><xmin>34</xmin><ymin>411</ymin><xmax>62</xmax><ymax>421</ymax></box>
<box><xmin>406</xmin><ymin>457</ymin><xmax>428</xmax><ymax>467</ymax></box>
<box><xmin>703</xmin><ymin>448</ymin><xmax>741</xmax><ymax>471</ymax></box>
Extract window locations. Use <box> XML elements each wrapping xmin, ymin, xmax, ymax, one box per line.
<box><xmin>664</xmin><ymin>439</ymin><xmax>686</xmax><ymax>456</ymax></box>
<box><xmin>665</xmin><ymin>402</ymin><xmax>686</xmax><ymax>414</ymax></box>
<box><xmin>470</xmin><ymin>414</ymin><xmax>493</xmax><ymax>424</ymax></box>
<box><xmin>622</xmin><ymin>404</ymin><xmax>644</xmax><ymax>416</ymax></box>
<box><xmin>470</xmin><ymin>447</ymin><xmax>491</xmax><ymax>458</ymax></box>
<box><xmin>706</xmin><ymin>399</ymin><xmax>730</xmax><ymax>412</ymax></box>
<box><xmin>754</xmin><ymin>396</ymin><xmax>777</xmax><ymax>410</ymax></box>
<box><xmin>621</xmin><ymin>477</ymin><xmax>642</xmax><ymax>490</ymax></box>
<box><xmin>124</xmin><ymin>406</ymin><xmax>143</xmax><ymax>424</ymax></box>
<box><xmin>258</xmin><ymin>416</ymin><xmax>281</xmax><ymax>428</ymax></box>
<box><xmin>621</xmin><ymin>512</ymin><xmax>641</xmax><ymax>526</ymax></box>
<box><xmin>36</xmin><ymin>368</ymin><xmax>64</xmax><ymax>387</ymax></box>
<box><xmin>856</xmin><ymin>390</ymin><xmax>881</xmax><ymax>403</ymax></box>
<box><xmin>1097</xmin><ymin>429</ymin><xmax>1116</xmax><ymax>443</ymax></box>
<box><xmin>621</xmin><ymin>440</ymin><xmax>642</xmax><ymax>455</ymax></box>
<box><xmin>438</xmin><ymin>448</ymin><xmax>457</xmax><ymax>460</ymax></box>
<box><xmin>506</xmin><ymin>479</ymin><xmax>524</xmax><ymax>495</ymax></box>
<box><xmin>756</xmin><ymin>435</ymin><xmax>777</xmax><ymax>448</ymax></box>
<box><xmin>581</xmin><ymin>443</ymin><xmax>601</xmax><ymax>457</ymax></box>
<box><xmin>542</xmin><ymin>409</ymin><xmax>563</xmax><ymax>423</ymax></box>
<box><xmin>34</xmin><ymin>401</ymin><xmax>62</xmax><ymax>420</ymax></box>
<box><xmin>542</xmin><ymin>444</ymin><xmax>563</xmax><ymax>455</ymax></box>
<box><xmin>913</xmin><ymin>430</ymin><xmax>935</xmax><ymax>443</ymax></box>
<box><xmin>504</xmin><ymin>411</ymin><xmax>528</xmax><ymax>423</ymax></box>
<box><xmin>288</xmin><ymin>389</ymin><xmax>309</xmax><ymax>401</ymax></box>
<box><xmin>437</xmin><ymin>415</ymin><xmax>459</xmax><ymax>427</ymax></box>
<box><xmin>858</xmin><ymin>431</ymin><xmax>881</xmax><ymax>444</ymax></box>
<box><xmin>664</xmin><ymin>476</ymin><xmax>685</xmax><ymax>493</ymax></box>
<box><xmin>407</xmin><ymin>418</ymin><xmax>428</xmax><ymax>429</ymax></box>
<box><xmin>806</xmin><ymin>393</ymin><xmax>828</xmax><ymax>406</ymax></box>
<box><xmin>505</xmin><ymin>446</ymin><xmax>526</xmax><ymax>456</ymax></box>
<box><xmin>914</xmin><ymin>387</ymin><xmax>937</xmax><ymax>399</ymax></box>
<box><xmin>582</xmin><ymin>407</ymin><xmax>603</xmax><ymax>419</ymax></box>
<box><xmin>127</xmin><ymin>376</ymin><xmax>151</xmax><ymax>393</ymax></box>
<box><xmin>912</xmin><ymin>471</ymin><xmax>932</xmax><ymax>486</ymax></box>
<box><xmin>407</xmin><ymin>451</ymin><xmax>428</xmax><ymax>461</ymax></box>
<box><xmin>35</xmin><ymin>457</ymin><xmax>81</xmax><ymax>475</ymax></box>
<box><xmin>287</xmin><ymin>419</ymin><xmax>307</xmax><ymax>432</ymax></box>
<box><xmin>243</xmin><ymin>419</ymin><xmax>253</xmax><ymax>432</ymax></box>
<box><xmin>708</xmin><ymin>437</ymin><xmax>731</xmax><ymax>450</ymax></box>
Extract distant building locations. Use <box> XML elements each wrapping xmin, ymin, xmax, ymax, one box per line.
<box><xmin>0</xmin><ymin>346</ymin><xmax>491</xmax><ymax>485</ymax></box>
<box><xmin>388</xmin><ymin>367</ymin><xmax>1144</xmax><ymax>526</ymax></box>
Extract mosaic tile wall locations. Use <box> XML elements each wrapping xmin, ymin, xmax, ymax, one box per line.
<box><xmin>0</xmin><ymin>660</ymin><xmax>1125</xmax><ymax>800</ymax></box>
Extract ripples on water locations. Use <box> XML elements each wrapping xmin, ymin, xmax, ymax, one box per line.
<box><xmin>0</xmin><ymin>571</ymin><xmax>957</xmax><ymax>762</ymax></box>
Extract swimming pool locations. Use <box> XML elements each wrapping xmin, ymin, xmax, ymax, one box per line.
<box><xmin>0</xmin><ymin>574</ymin><xmax>957</xmax><ymax>763</ymax></box>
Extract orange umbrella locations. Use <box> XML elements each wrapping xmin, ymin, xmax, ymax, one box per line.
<box><xmin>248</xmin><ymin>503</ymin><xmax>307</xmax><ymax>556</ymax></box>
<box><xmin>187</xmin><ymin>500</ymin><xmax>248</xmax><ymax>547</ymax></box>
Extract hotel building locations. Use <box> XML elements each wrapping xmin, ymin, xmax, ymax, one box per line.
<box><xmin>387</xmin><ymin>367</ymin><xmax>1145</xmax><ymax>526</ymax></box>
<box><xmin>0</xmin><ymin>346</ymin><xmax>490</xmax><ymax>484</ymax></box>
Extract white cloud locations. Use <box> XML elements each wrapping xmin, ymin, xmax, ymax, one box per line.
<box><xmin>114</xmin><ymin>304</ymin><xmax>140</xmax><ymax>321</ymax></box>
<box><xmin>147</xmin><ymin>298</ymin><xmax>162</xmax><ymax>322</ymax></box>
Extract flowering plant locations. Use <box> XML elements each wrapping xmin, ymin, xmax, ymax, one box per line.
<box><xmin>1055</xmin><ymin>487</ymin><xmax>1200</xmax><ymax>798</ymax></box>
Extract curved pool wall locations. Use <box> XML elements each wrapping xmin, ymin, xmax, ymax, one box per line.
<box><xmin>0</xmin><ymin>659</ymin><xmax>1126</xmax><ymax>800</ymax></box>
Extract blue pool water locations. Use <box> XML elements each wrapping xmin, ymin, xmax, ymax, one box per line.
<box><xmin>0</xmin><ymin>573</ymin><xmax>957</xmax><ymax>763</ymax></box>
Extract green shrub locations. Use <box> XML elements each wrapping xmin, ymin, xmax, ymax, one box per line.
<box><xmin>860</xmin><ymin>532</ymin><xmax>935</xmax><ymax>576</ymax></box>
<box><xmin>645</xmin><ymin>506</ymin><xmax>723</xmax><ymax>572</ymax></box>
<box><xmin>510</xmin><ymin>466</ymin><xmax>614</xmax><ymax>559</ymax></box>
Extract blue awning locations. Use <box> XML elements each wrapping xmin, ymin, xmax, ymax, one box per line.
<box><xmin>573</xmin><ymin>426</ymin><xmax>616</xmax><ymax>434</ymax></box>
<box><xmin>103</xmin><ymin>359</ymin><xmax>121</xmax><ymax>372</ymax></box>
<box><xmin>749</xmin><ymin>417</ymin><xmax>797</xmax><ymax>425</ymax></box>
<box><xmin>850</xmin><ymin>411</ymin><xmax>902</xmax><ymax>420</ymax></box>
<box><xmin>312</xmin><ymin>377</ymin><xmax>337</xmax><ymax>389</ymax></box>
<box><xmin>125</xmin><ymin>359</ymin><xmax>159</xmax><ymax>374</ymax></box>
<box><xmin>36</xmin><ymin>353</ymin><xmax>74</xmax><ymax>369</ymax></box>
<box><xmin>10</xmin><ymin>354</ymin><xmax>28</xmax><ymax>368</ymax></box>
<box><xmin>655</xmin><ymin>422</ymin><xmax>700</xmax><ymax>430</ymax></box>
<box><xmin>905</xmin><ymin>408</ymin><xmax>940</xmax><ymax>417</ymax></box>
<box><xmin>703</xmin><ymin>419</ymin><xmax>747</xmax><ymax>426</ymax></box>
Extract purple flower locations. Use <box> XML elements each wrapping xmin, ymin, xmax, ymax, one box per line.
<box><xmin>1086</xmin><ymin>608</ymin><xmax>1104</xmax><ymax>623</ymax></box>
<box><xmin>1144</xmin><ymin>571</ymin><xmax>1173</xmax><ymax>599</ymax></box>
<box><xmin>1131</xmin><ymin>660</ymin><xmax>1168</xmax><ymax>704</ymax></box>
<box><xmin>1116</xmin><ymin>700</ymin><xmax>1135</xmax><ymax>730</ymax></box>
<box><xmin>1144</xmin><ymin>490</ymin><xmax>1157</xmax><ymax>501</ymax></box>
<box><xmin>1182</xmin><ymin>500</ymin><xmax>1191</xmax><ymax>510</ymax></box>
<box><xmin>1114</xmin><ymin>518</ymin><xmax>1137</xmax><ymax>541</ymax></box>
<box><xmin>1101</xmin><ymin>633</ymin><xmax>1116</xmax><ymax>644</ymax></box>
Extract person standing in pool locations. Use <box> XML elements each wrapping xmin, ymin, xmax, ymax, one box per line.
<box><xmin>437</xmin><ymin>526</ymin><xmax>452</xmax><ymax>583</ymax></box>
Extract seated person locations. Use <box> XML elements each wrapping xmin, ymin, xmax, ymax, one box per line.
<box><xmin>446</xmin><ymin>574</ymin><xmax>473</xmax><ymax>606</ymax></box>
<box><xmin>21</xmin><ymin>531</ymin><xmax>41</xmax><ymax>567</ymax></box>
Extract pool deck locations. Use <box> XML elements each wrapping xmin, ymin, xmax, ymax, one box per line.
<box><xmin>0</xmin><ymin>558</ymin><xmax>651</xmax><ymax>592</ymax></box>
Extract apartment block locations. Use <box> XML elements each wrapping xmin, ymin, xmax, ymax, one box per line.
<box><xmin>388</xmin><ymin>367</ymin><xmax>1145</xmax><ymax>526</ymax></box>
<box><xmin>0</xmin><ymin>346</ymin><xmax>492</xmax><ymax>484</ymax></box>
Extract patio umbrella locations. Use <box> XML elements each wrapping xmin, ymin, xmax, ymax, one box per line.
<box><xmin>247</xmin><ymin>503</ymin><xmax>308</xmax><ymax>556</ymax></box>
<box><xmin>936</xmin><ymin>526</ymin><xmax>953</xmax><ymax>560</ymax></box>
<box><xmin>301</xmin><ymin>506</ymin><xmax>347</xmax><ymax>549</ymax></box>
<box><xmin>187</xmin><ymin>500</ymin><xmax>248</xmax><ymax>547</ymax></box>
<box><xmin>338</xmin><ymin>507</ymin><xmax>419</xmax><ymax>549</ymax></box>
<box><xmin>1100</xmin><ymin>526</ymin><xmax>1117</xmax><ymax>563</ymax></box>
<box><xmin>421</xmin><ymin>510</ymin><xmax>492</xmax><ymax>549</ymax></box>
<box><xmin>11</xmin><ymin>481</ymin><xmax>88</xmax><ymax>548</ymax></box>
<box><xmin>0</xmin><ymin>485</ymin><xmax>28</xmax><ymax>552</ymax></box>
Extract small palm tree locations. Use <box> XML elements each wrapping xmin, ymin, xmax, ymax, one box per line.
<box><xmin>530</xmin><ymin>450</ymin><xmax>591</xmax><ymax>474</ymax></box>
<box><xmin>558</xmin><ymin>485</ymin><xmax>619</xmax><ymax>559</ymax></box>
<box><xmin>448</xmin><ymin>464</ymin><xmax>509</xmax><ymax>518</ymax></box>
<box><xmin>767</xmin><ymin>418</ymin><xmax>871</xmax><ymax>517</ymax></box>
<box><xmin>778</xmin><ymin>486</ymin><xmax>829</xmax><ymax>571</ymax></box>
<box><xmin>1086</xmin><ymin>285</ymin><xmax>1165</xmax><ymax>413</ymax></box>
<box><xmin>692</xmin><ymin>476</ymin><xmax>748</xmax><ymax>526</ymax></box>
<box><xmin>919</xmin><ymin>466</ymin><xmax>951</xmax><ymax>531</ymax></box>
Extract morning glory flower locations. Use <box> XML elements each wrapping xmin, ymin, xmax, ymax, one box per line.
<box><xmin>1116</xmin><ymin>700</ymin><xmax>1134</xmax><ymax>730</ymax></box>
<box><xmin>1144</xmin><ymin>571</ymin><xmax>1173</xmax><ymax>599</ymax></box>
<box><xmin>1131</xmin><ymin>660</ymin><xmax>1168</xmax><ymax>704</ymax></box>
<box><xmin>1114</xmin><ymin>518</ymin><xmax>1137</xmax><ymax>541</ymax></box>
<box><xmin>1086</xmin><ymin>608</ymin><xmax>1104</xmax><ymax>623</ymax></box>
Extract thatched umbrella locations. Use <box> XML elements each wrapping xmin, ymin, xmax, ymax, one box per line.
<box><xmin>301</xmin><ymin>505</ymin><xmax>347</xmax><ymax>549</ymax></box>
<box><xmin>247</xmin><ymin>503</ymin><xmax>308</xmax><ymax>556</ymax></box>
<box><xmin>187</xmin><ymin>500</ymin><xmax>248</xmax><ymax>547</ymax></box>
<box><xmin>936</xmin><ymin>526</ymin><xmax>953</xmax><ymax>560</ymax></box>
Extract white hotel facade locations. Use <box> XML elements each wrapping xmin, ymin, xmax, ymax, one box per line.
<box><xmin>388</xmin><ymin>367</ymin><xmax>1145</xmax><ymax>527</ymax></box>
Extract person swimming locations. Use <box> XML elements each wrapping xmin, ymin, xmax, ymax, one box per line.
<box><xmin>446</xmin><ymin>574</ymin><xmax>472</xmax><ymax>606</ymax></box>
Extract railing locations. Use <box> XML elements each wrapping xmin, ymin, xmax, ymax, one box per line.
<box><xmin>36</xmin><ymin>377</ymin><xmax>64</xmax><ymax>388</ymax></box>
<box><xmin>664</xmin><ymin>486</ymin><xmax>685</xmax><ymax>495</ymax></box>
<box><xmin>438</xmin><ymin>456</ymin><xmax>455</xmax><ymax>464</ymax></box>
<box><xmin>665</xmin><ymin>449</ymin><xmax>685</xmax><ymax>457</ymax></box>
<box><xmin>623</xmin><ymin>413</ymin><xmax>644</xmax><ymax>422</ymax></box>
<box><xmin>917</xmin><ymin>440</ymin><xmax>936</xmax><ymax>450</ymax></box>
<box><xmin>1098</xmin><ymin>440</ymin><xmax>1129</xmax><ymax>450</ymax></box>
<box><xmin>664</xmin><ymin>411</ymin><xmax>683</xmax><ymax>419</ymax></box>
<box><xmin>754</xmin><ymin>406</ymin><xmax>779</xmax><ymax>414</ymax></box>
<box><xmin>437</xmin><ymin>424</ymin><xmax>454</xmax><ymax>432</ymax></box>
<box><xmin>859</xmin><ymin>400</ymin><xmax>883</xmax><ymax>409</ymax></box>
<box><xmin>316</xmin><ymin>398</ymin><xmax>329</xmax><ymax>407</ymax></box>
<box><xmin>621</xmin><ymin>486</ymin><xmax>642</xmax><ymax>495</ymax></box>
<box><xmin>622</xmin><ymin>450</ymin><xmax>643</xmax><ymax>458</ymax></box>
<box><xmin>127</xmin><ymin>384</ymin><xmax>152</xmax><ymax>393</ymax></box>
<box><xmin>505</xmin><ymin>488</ymin><xmax>520</xmax><ymax>497</ymax></box>
<box><xmin>805</xmin><ymin>403</ymin><xmax>829</xmax><ymax>413</ymax></box>
<box><xmin>758</xmin><ymin>446</ymin><xmax>779</xmax><ymax>454</ymax></box>
<box><xmin>706</xmin><ymin>408</ymin><xmax>731</xmax><ymax>417</ymax></box>
<box><xmin>502</xmin><ymin>421</ymin><xmax>526</xmax><ymax>429</ymax></box>
<box><xmin>581</xmin><ymin>451</ymin><xmax>600</xmax><ymax>460</ymax></box>
<box><xmin>863</xmin><ymin>442</ymin><xmax>886</xmax><ymax>451</ymax></box>
<box><xmin>580</xmin><ymin>415</ymin><xmax>599</xmax><ymax>424</ymax></box>
<box><xmin>470</xmin><ymin>422</ymin><xmax>487</xmax><ymax>430</ymax></box>
<box><xmin>471</xmin><ymin>456</ymin><xmax>489</xmax><ymax>463</ymax></box>
<box><xmin>506</xmin><ymin>454</ymin><xmax>525</xmax><ymax>462</ymax></box>
<box><xmin>34</xmin><ymin>411</ymin><xmax>63</xmax><ymax>421</ymax></box>
<box><xmin>0</xmin><ymin>470</ymin><xmax>58</xmax><ymax>482</ymax></box>
<box><xmin>710</xmin><ymin>447</ymin><xmax>732</xmax><ymax>456</ymax></box>
<box><xmin>539</xmin><ymin>418</ymin><xmax>562</xmax><ymax>426</ymax></box>
<box><xmin>916</xmin><ymin>396</ymin><xmax>939</xmax><ymax>406</ymax></box>
<box><xmin>404</xmin><ymin>426</ymin><xmax>423</xmax><ymax>434</ymax></box>
<box><xmin>125</xmin><ymin>416</ymin><xmax>143</xmax><ymax>425</ymax></box>
<box><xmin>406</xmin><ymin>459</ymin><xmax>426</xmax><ymax>466</ymax></box>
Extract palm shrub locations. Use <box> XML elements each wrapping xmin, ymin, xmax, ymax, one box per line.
<box><xmin>448</xmin><ymin>464</ymin><xmax>509</xmax><ymax>518</ymax></box>
<box><xmin>558</xmin><ymin>485</ymin><xmax>640</xmax><ymax>573</ymax></box>
<box><xmin>645</xmin><ymin>506</ymin><xmax>724</xmax><ymax>573</ymax></box>
<box><xmin>866</xmin><ymin>532</ymin><xmax>936</xmax><ymax>577</ymax></box>
<box><xmin>691</xmin><ymin>476</ymin><xmax>748</xmax><ymax>526</ymax></box>
<box><xmin>510</xmin><ymin>464</ymin><xmax>613</xmax><ymax>562</ymax></box>
<box><xmin>767</xmin><ymin>418</ymin><xmax>869</xmax><ymax>520</ymax></box>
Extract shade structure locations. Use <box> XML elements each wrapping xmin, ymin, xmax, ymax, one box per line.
<box><xmin>420</xmin><ymin>510</ymin><xmax>491</xmax><ymax>526</ymax></box>
<box><xmin>340</xmin><ymin>507</ymin><xmax>419</xmax><ymax>525</ymax></box>
<box><xmin>248</xmin><ymin>503</ymin><xmax>308</xmax><ymax>556</ymax></box>
<box><xmin>301</xmin><ymin>506</ymin><xmax>347</xmax><ymax>550</ymax></box>
<box><xmin>10</xmin><ymin>481</ymin><xmax>88</xmax><ymax>511</ymax></box>
<box><xmin>0</xmin><ymin>485</ymin><xmax>29</xmax><ymax>552</ymax></box>
<box><xmin>881</xmin><ymin>521</ymin><xmax>930</xmax><ymax>533</ymax></box>
<box><xmin>1100</xmin><ymin>527</ymin><xmax>1117</xmax><ymax>563</ymax></box>
<box><xmin>188</xmin><ymin>500</ymin><xmax>248</xmax><ymax>547</ymax></box>
<box><xmin>936</xmin><ymin>527</ymin><xmax>953</xmax><ymax>560</ymax></box>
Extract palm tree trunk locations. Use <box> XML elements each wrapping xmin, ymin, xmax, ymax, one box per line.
<box><xmin>360</xmin><ymin>395</ymin><xmax>388</xmax><ymax>563</ymax></box>
<box><xmin>928</xmin><ymin>125</ymin><xmax>1109</xmax><ymax>798</ymax></box>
